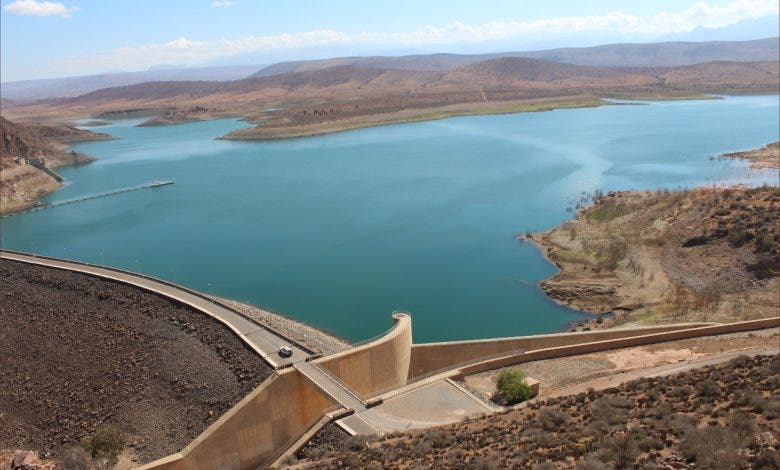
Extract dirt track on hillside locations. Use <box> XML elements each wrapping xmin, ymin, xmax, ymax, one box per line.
<box><xmin>0</xmin><ymin>259</ymin><xmax>272</xmax><ymax>464</ymax></box>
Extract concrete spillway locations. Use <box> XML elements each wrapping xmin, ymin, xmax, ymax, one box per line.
<box><xmin>2</xmin><ymin>180</ymin><xmax>173</xmax><ymax>218</ymax></box>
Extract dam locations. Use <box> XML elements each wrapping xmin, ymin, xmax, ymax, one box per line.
<box><xmin>3</xmin><ymin>249</ymin><xmax>777</xmax><ymax>469</ymax></box>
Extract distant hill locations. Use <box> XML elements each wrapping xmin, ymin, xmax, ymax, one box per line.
<box><xmin>3</xmin><ymin>55</ymin><xmax>776</xmax><ymax>140</ymax></box>
<box><xmin>1</xmin><ymin>65</ymin><xmax>262</xmax><ymax>101</ymax></box>
<box><xmin>250</xmin><ymin>37</ymin><xmax>780</xmax><ymax>77</ymax></box>
<box><xmin>0</xmin><ymin>116</ymin><xmax>55</xmax><ymax>162</ymax></box>
<box><xmin>3</xmin><ymin>38</ymin><xmax>776</xmax><ymax>102</ymax></box>
<box><xmin>58</xmin><ymin>57</ymin><xmax>778</xmax><ymax>108</ymax></box>
<box><xmin>520</xmin><ymin>37</ymin><xmax>780</xmax><ymax>67</ymax></box>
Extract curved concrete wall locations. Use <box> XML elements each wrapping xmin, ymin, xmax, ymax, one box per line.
<box><xmin>139</xmin><ymin>369</ymin><xmax>338</xmax><ymax>470</ymax></box>
<box><xmin>455</xmin><ymin>317</ymin><xmax>780</xmax><ymax>377</ymax></box>
<box><xmin>409</xmin><ymin>322</ymin><xmax>716</xmax><ymax>379</ymax></box>
<box><xmin>314</xmin><ymin>313</ymin><xmax>412</xmax><ymax>399</ymax></box>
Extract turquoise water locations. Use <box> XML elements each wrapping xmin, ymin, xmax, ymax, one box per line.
<box><xmin>1</xmin><ymin>95</ymin><xmax>778</xmax><ymax>342</ymax></box>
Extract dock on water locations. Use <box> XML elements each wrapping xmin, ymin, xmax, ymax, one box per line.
<box><xmin>2</xmin><ymin>180</ymin><xmax>174</xmax><ymax>217</ymax></box>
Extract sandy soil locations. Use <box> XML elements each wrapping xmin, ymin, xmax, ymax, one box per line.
<box><xmin>530</xmin><ymin>185</ymin><xmax>780</xmax><ymax>328</ymax></box>
<box><xmin>0</xmin><ymin>259</ymin><xmax>272</xmax><ymax>465</ymax></box>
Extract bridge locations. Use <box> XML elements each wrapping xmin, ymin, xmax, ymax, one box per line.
<box><xmin>2</xmin><ymin>250</ymin><xmax>778</xmax><ymax>469</ymax></box>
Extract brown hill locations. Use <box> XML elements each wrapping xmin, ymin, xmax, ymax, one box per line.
<box><xmin>0</xmin><ymin>117</ymin><xmax>110</xmax><ymax>214</ymax></box>
<box><xmin>1</xmin><ymin>116</ymin><xmax>55</xmax><ymax>163</ymax></box>
<box><xmin>2</xmin><ymin>58</ymin><xmax>777</xmax><ymax>139</ymax></box>
<box><xmin>250</xmin><ymin>37</ymin><xmax>780</xmax><ymax>77</ymax></box>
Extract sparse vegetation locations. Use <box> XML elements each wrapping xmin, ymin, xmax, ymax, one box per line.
<box><xmin>299</xmin><ymin>354</ymin><xmax>780</xmax><ymax>469</ymax></box>
<box><xmin>80</xmin><ymin>427</ymin><xmax>124</xmax><ymax>465</ymax></box>
<box><xmin>535</xmin><ymin>185</ymin><xmax>780</xmax><ymax>327</ymax></box>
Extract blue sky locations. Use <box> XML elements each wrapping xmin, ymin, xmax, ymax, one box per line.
<box><xmin>2</xmin><ymin>0</ymin><xmax>779</xmax><ymax>81</ymax></box>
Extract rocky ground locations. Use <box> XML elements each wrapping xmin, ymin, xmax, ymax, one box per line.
<box><xmin>0</xmin><ymin>259</ymin><xmax>272</xmax><ymax>465</ymax></box>
<box><xmin>294</xmin><ymin>423</ymin><xmax>350</xmax><ymax>462</ymax></box>
<box><xmin>298</xmin><ymin>354</ymin><xmax>780</xmax><ymax>469</ymax></box>
<box><xmin>530</xmin><ymin>184</ymin><xmax>780</xmax><ymax>328</ymax></box>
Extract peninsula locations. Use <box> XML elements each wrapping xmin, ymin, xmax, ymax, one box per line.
<box><xmin>529</xmin><ymin>147</ymin><xmax>779</xmax><ymax>329</ymax></box>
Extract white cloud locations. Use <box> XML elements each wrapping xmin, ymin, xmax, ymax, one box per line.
<box><xmin>210</xmin><ymin>0</ymin><xmax>236</xmax><ymax>7</ymax></box>
<box><xmin>3</xmin><ymin>0</ymin><xmax>78</xmax><ymax>18</ymax></box>
<box><xmin>38</xmin><ymin>0</ymin><xmax>780</xmax><ymax>77</ymax></box>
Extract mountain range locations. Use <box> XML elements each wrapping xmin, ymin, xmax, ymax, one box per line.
<box><xmin>2</xmin><ymin>38</ymin><xmax>777</xmax><ymax>102</ymax></box>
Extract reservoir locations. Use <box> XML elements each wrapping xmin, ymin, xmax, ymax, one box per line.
<box><xmin>1</xmin><ymin>95</ymin><xmax>778</xmax><ymax>342</ymax></box>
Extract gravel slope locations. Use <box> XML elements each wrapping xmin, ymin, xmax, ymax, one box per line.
<box><xmin>0</xmin><ymin>259</ymin><xmax>272</xmax><ymax>463</ymax></box>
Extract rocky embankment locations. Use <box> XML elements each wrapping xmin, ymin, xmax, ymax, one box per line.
<box><xmin>0</xmin><ymin>259</ymin><xmax>272</xmax><ymax>465</ymax></box>
<box><xmin>529</xmin><ymin>183</ymin><xmax>779</xmax><ymax>327</ymax></box>
<box><xmin>0</xmin><ymin>117</ymin><xmax>113</xmax><ymax>214</ymax></box>
<box><xmin>210</xmin><ymin>296</ymin><xmax>350</xmax><ymax>355</ymax></box>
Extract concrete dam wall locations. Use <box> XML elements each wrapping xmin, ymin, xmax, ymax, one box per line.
<box><xmin>408</xmin><ymin>322</ymin><xmax>717</xmax><ymax>379</ymax></box>
<box><xmin>139</xmin><ymin>368</ymin><xmax>338</xmax><ymax>470</ymax></box>
<box><xmin>315</xmin><ymin>312</ymin><xmax>412</xmax><ymax>399</ymax></box>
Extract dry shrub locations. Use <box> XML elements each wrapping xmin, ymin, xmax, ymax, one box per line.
<box><xmin>536</xmin><ymin>406</ymin><xmax>568</xmax><ymax>432</ymax></box>
<box><xmin>598</xmin><ymin>431</ymin><xmax>639</xmax><ymax>470</ymax></box>
<box><xmin>80</xmin><ymin>427</ymin><xmax>124</xmax><ymax>465</ymax></box>
<box><xmin>576</xmin><ymin>455</ymin><xmax>612</xmax><ymax>470</ymax></box>
<box><xmin>424</xmin><ymin>429</ymin><xmax>453</xmax><ymax>449</ymax></box>
<box><xmin>467</xmin><ymin>455</ymin><xmax>500</xmax><ymax>470</ymax></box>
<box><xmin>678</xmin><ymin>426</ymin><xmax>746</xmax><ymax>469</ymax></box>
<box><xmin>696</xmin><ymin>379</ymin><xmax>722</xmax><ymax>399</ymax></box>
<box><xmin>753</xmin><ymin>449</ymin><xmax>780</xmax><ymax>470</ymax></box>
<box><xmin>590</xmin><ymin>396</ymin><xmax>632</xmax><ymax>427</ymax></box>
<box><xmin>59</xmin><ymin>447</ymin><xmax>97</xmax><ymax>470</ymax></box>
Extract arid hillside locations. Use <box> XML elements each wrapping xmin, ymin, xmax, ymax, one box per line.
<box><xmin>0</xmin><ymin>117</ymin><xmax>111</xmax><ymax>213</ymax></box>
<box><xmin>299</xmin><ymin>354</ymin><xmax>780</xmax><ymax>469</ymax></box>
<box><xmin>530</xmin><ymin>184</ymin><xmax>780</xmax><ymax>328</ymax></box>
<box><xmin>0</xmin><ymin>259</ymin><xmax>272</xmax><ymax>465</ymax></box>
<box><xmin>3</xmin><ymin>58</ymin><xmax>777</xmax><ymax>141</ymax></box>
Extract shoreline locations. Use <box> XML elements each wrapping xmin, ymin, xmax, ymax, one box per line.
<box><xmin>218</xmin><ymin>96</ymin><xmax>608</xmax><ymax>141</ymax></box>
<box><xmin>206</xmin><ymin>295</ymin><xmax>350</xmax><ymax>355</ymax></box>
<box><xmin>217</xmin><ymin>92</ymin><xmax>738</xmax><ymax>141</ymax></box>
<box><xmin>721</xmin><ymin>141</ymin><xmax>780</xmax><ymax>170</ymax></box>
<box><xmin>526</xmin><ymin>177</ymin><xmax>780</xmax><ymax>330</ymax></box>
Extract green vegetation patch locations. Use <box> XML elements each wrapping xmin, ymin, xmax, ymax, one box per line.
<box><xmin>495</xmin><ymin>369</ymin><xmax>534</xmax><ymax>405</ymax></box>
